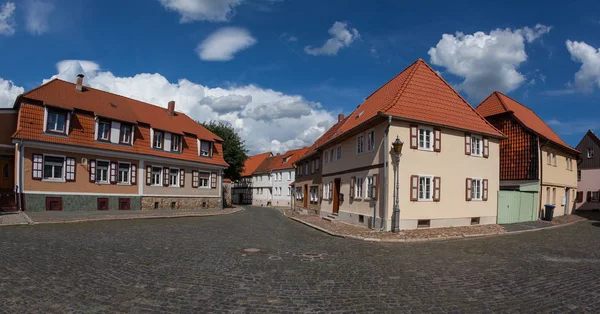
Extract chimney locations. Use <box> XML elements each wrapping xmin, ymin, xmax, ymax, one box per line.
<box><xmin>338</xmin><ymin>114</ymin><xmax>344</xmax><ymax>122</ymax></box>
<box><xmin>76</xmin><ymin>74</ymin><xmax>84</xmax><ymax>92</ymax></box>
<box><xmin>167</xmin><ymin>101</ymin><xmax>175</xmax><ymax>116</ymax></box>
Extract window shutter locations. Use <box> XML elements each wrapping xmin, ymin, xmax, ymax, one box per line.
<box><xmin>180</xmin><ymin>169</ymin><xmax>185</xmax><ymax>187</ymax></box>
<box><xmin>433</xmin><ymin>176</ymin><xmax>441</xmax><ymax>202</ymax></box>
<box><xmin>319</xmin><ymin>184</ymin><xmax>323</xmax><ymax>202</ymax></box>
<box><xmin>410</xmin><ymin>175</ymin><xmax>418</xmax><ymax>201</ymax></box>
<box><xmin>466</xmin><ymin>178</ymin><xmax>472</xmax><ymax>201</ymax></box>
<box><xmin>110</xmin><ymin>162</ymin><xmax>117</xmax><ymax>184</ymax></box>
<box><xmin>163</xmin><ymin>167</ymin><xmax>169</xmax><ymax>187</ymax></box>
<box><xmin>89</xmin><ymin>160</ymin><xmax>96</xmax><ymax>183</ymax></box>
<box><xmin>483</xmin><ymin>137</ymin><xmax>489</xmax><ymax>158</ymax></box>
<box><xmin>433</xmin><ymin>128</ymin><xmax>441</xmax><ymax>152</ymax></box>
<box><xmin>211</xmin><ymin>172</ymin><xmax>217</xmax><ymax>189</ymax></box>
<box><xmin>192</xmin><ymin>171</ymin><xmax>199</xmax><ymax>188</ymax></box>
<box><xmin>146</xmin><ymin>165</ymin><xmax>152</xmax><ymax>186</ymax></box>
<box><xmin>329</xmin><ymin>181</ymin><xmax>333</xmax><ymax>200</ymax></box>
<box><xmin>587</xmin><ymin>191</ymin><xmax>592</xmax><ymax>202</ymax></box>
<box><xmin>66</xmin><ymin>157</ymin><xmax>76</xmax><ymax>182</ymax></box>
<box><xmin>482</xmin><ymin>179</ymin><xmax>489</xmax><ymax>201</ymax></box>
<box><xmin>465</xmin><ymin>133</ymin><xmax>471</xmax><ymax>155</ymax></box>
<box><xmin>410</xmin><ymin>125</ymin><xmax>418</xmax><ymax>149</ymax></box>
<box><xmin>32</xmin><ymin>154</ymin><xmax>43</xmax><ymax>180</ymax></box>
<box><xmin>131</xmin><ymin>164</ymin><xmax>137</xmax><ymax>185</ymax></box>
<box><xmin>576</xmin><ymin>191</ymin><xmax>583</xmax><ymax>203</ymax></box>
<box><xmin>350</xmin><ymin>176</ymin><xmax>355</xmax><ymax>199</ymax></box>
<box><xmin>373</xmin><ymin>174</ymin><xmax>379</xmax><ymax>200</ymax></box>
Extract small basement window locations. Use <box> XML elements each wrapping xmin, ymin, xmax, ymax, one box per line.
<box><xmin>358</xmin><ymin>215</ymin><xmax>364</xmax><ymax>223</ymax></box>
<box><xmin>171</xmin><ymin>201</ymin><xmax>177</xmax><ymax>209</ymax></box>
<box><xmin>202</xmin><ymin>201</ymin><xmax>207</xmax><ymax>208</ymax></box>
<box><xmin>417</xmin><ymin>219</ymin><xmax>431</xmax><ymax>228</ymax></box>
<box><xmin>154</xmin><ymin>202</ymin><xmax>159</xmax><ymax>209</ymax></box>
<box><xmin>45</xmin><ymin>197</ymin><xmax>63</xmax><ymax>211</ymax></box>
<box><xmin>119</xmin><ymin>198</ymin><xmax>131</xmax><ymax>211</ymax></box>
<box><xmin>471</xmin><ymin>217</ymin><xmax>480</xmax><ymax>225</ymax></box>
<box><xmin>97</xmin><ymin>198</ymin><xmax>109</xmax><ymax>211</ymax></box>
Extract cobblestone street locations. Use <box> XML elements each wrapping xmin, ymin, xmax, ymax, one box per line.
<box><xmin>0</xmin><ymin>206</ymin><xmax>599</xmax><ymax>313</ymax></box>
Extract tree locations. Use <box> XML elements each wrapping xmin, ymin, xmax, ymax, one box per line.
<box><xmin>201</xmin><ymin>121</ymin><xmax>248</xmax><ymax>181</ymax></box>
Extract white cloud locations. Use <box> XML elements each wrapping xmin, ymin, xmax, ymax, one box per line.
<box><xmin>0</xmin><ymin>1</ymin><xmax>16</xmax><ymax>36</ymax></box>
<box><xmin>428</xmin><ymin>24</ymin><xmax>551</xmax><ymax>100</ymax></box>
<box><xmin>24</xmin><ymin>0</ymin><xmax>54</xmax><ymax>35</ymax></box>
<box><xmin>305</xmin><ymin>21</ymin><xmax>360</xmax><ymax>56</ymax></box>
<box><xmin>196</xmin><ymin>27</ymin><xmax>257</xmax><ymax>61</ymax></box>
<box><xmin>40</xmin><ymin>60</ymin><xmax>335</xmax><ymax>154</ymax></box>
<box><xmin>546</xmin><ymin>118</ymin><xmax>600</xmax><ymax>135</ymax></box>
<box><xmin>158</xmin><ymin>0</ymin><xmax>242</xmax><ymax>22</ymax></box>
<box><xmin>0</xmin><ymin>77</ymin><xmax>24</xmax><ymax>108</ymax></box>
<box><xmin>280</xmin><ymin>33</ymin><xmax>297</xmax><ymax>42</ymax></box>
<box><xmin>565</xmin><ymin>40</ymin><xmax>600</xmax><ymax>92</ymax></box>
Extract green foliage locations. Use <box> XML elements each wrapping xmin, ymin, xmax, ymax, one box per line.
<box><xmin>201</xmin><ymin>121</ymin><xmax>248</xmax><ymax>181</ymax></box>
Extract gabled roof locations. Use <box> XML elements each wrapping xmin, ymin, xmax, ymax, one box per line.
<box><xmin>272</xmin><ymin>147</ymin><xmax>309</xmax><ymax>171</ymax></box>
<box><xmin>576</xmin><ymin>129</ymin><xmax>600</xmax><ymax>149</ymax></box>
<box><xmin>19</xmin><ymin>79</ymin><xmax>222</xmax><ymax>142</ymax></box>
<box><xmin>241</xmin><ymin>152</ymin><xmax>273</xmax><ymax>177</ymax></box>
<box><xmin>477</xmin><ymin>91</ymin><xmax>578</xmax><ymax>154</ymax></box>
<box><xmin>297</xmin><ymin>115</ymin><xmax>350</xmax><ymax>163</ymax></box>
<box><xmin>322</xmin><ymin>59</ymin><xmax>503</xmax><ymax>147</ymax></box>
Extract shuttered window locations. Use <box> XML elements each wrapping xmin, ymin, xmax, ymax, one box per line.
<box><xmin>163</xmin><ymin>167</ymin><xmax>170</xmax><ymax>187</ymax></box>
<box><xmin>32</xmin><ymin>154</ymin><xmax>43</xmax><ymax>180</ymax></box>
<box><xmin>131</xmin><ymin>164</ymin><xmax>137</xmax><ymax>185</ymax></box>
<box><xmin>433</xmin><ymin>176</ymin><xmax>441</xmax><ymax>202</ymax></box>
<box><xmin>180</xmin><ymin>169</ymin><xmax>185</xmax><ymax>187</ymax></box>
<box><xmin>66</xmin><ymin>157</ymin><xmax>76</xmax><ymax>182</ymax></box>
<box><xmin>192</xmin><ymin>171</ymin><xmax>199</xmax><ymax>188</ymax></box>
<box><xmin>350</xmin><ymin>176</ymin><xmax>355</xmax><ymax>200</ymax></box>
<box><xmin>433</xmin><ymin>128</ymin><xmax>441</xmax><ymax>152</ymax></box>
<box><xmin>89</xmin><ymin>160</ymin><xmax>97</xmax><ymax>182</ymax></box>
<box><xmin>211</xmin><ymin>172</ymin><xmax>217</xmax><ymax>189</ymax></box>
<box><xmin>465</xmin><ymin>134</ymin><xmax>472</xmax><ymax>155</ymax></box>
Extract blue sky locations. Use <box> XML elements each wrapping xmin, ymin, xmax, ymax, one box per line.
<box><xmin>0</xmin><ymin>0</ymin><xmax>599</xmax><ymax>154</ymax></box>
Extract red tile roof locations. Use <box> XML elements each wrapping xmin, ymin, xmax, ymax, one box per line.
<box><xmin>297</xmin><ymin>115</ymin><xmax>350</xmax><ymax>163</ymax></box>
<box><xmin>322</xmin><ymin>59</ymin><xmax>503</xmax><ymax>147</ymax></box>
<box><xmin>241</xmin><ymin>152</ymin><xmax>272</xmax><ymax>177</ymax></box>
<box><xmin>477</xmin><ymin>91</ymin><xmax>578</xmax><ymax>154</ymax></box>
<box><xmin>254</xmin><ymin>147</ymin><xmax>309</xmax><ymax>174</ymax></box>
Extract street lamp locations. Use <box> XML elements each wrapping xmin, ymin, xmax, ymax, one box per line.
<box><xmin>392</xmin><ymin>136</ymin><xmax>403</xmax><ymax>232</ymax></box>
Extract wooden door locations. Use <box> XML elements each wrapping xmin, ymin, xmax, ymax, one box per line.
<box><xmin>0</xmin><ymin>158</ymin><xmax>14</xmax><ymax>191</ymax></box>
<box><xmin>333</xmin><ymin>178</ymin><xmax>341</xmax><ymax>214</ymax></box>
<box><xmin>303</xmin><ymin>185</ymin><xmax>308</xmax><ymax>208</ymax></box>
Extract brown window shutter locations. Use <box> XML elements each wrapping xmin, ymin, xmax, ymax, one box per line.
<box><xmin>211</xmin><ymin>172</ymin><xmax>217</xmax><ymax>189</ymax></box>
<box><xmin>587</xmin><ymin>191</ymin><xmax>592</xmax><ymax>202</ymax></box>
<box><xmin>465</xmin><ymin>133</ymin><xmax>471</xmax><ymax>155</ymax></box>
<box><xmin>65</xmin><ymin>157</ymin><xmax>76</xmax><ymax>182</ymax></box>
<box><xmin>131</xmin><ymin>164</ymin><xmax>137</xmax><ymax>185</ymax></box>
<box><xmin>410</xmin><ymin>175</ymin><xmax>419</xmax><ymax>201</ymax></box>
<box><xmin>180</xmin><ymin>169</ymin><xmax>185</xmax><ymax>187</ymax></box>
<box><xmin>433</xmin><ymin>176</ymin><xmax>441</xmax><ymax>202</ymax></box>
<box><xmin>146</xmin><ymin>165</ymin><xmax>152</xmax><ymax>186</ymax></box>
<box><xmin>576</xmin><ymin>191</ymin><xmax>583</xmax><ymax>203</ymax></box>
<box><xmin>163</xmin><ymin>167</ymin><xmax>169</xmax><ymax>187</ymax></box>
<box><xmin>32</xmin><ymin>154</ymin><xmax>43</xmax><ymax>180</ymax></box>
<box><xmin>482</xmin><ymin>179</ymin><xmax>489</xmax><ymax>201</ymax></box>
<box><xmin>373</xmin><ymin>174</ymin><xmax>379</xmax><ymax>200</ymax></box>
<box><xmin>89</xmin><ymin>160</ymin><xmax>96</xmax><ymax>183</ymax></box>
<box><xmin>466</xmin><ymin>178</ymin><xmax>472</xmax><ymax>201</ymax></box>
<box><xmin>110</xmin><ymin>162</ymin><xmax>117</xmax><ymax>184</ymax></box>
<box><xmin>350</xmin><ymin>176</ymin><xmax>355</xmax><ymax>199</ymax></box>
<box><xmin>410</xmin><ymin>125</ymin><xmax>418</xmax><ymax>149</ymax></box>
<box><xmin>483</xmin><ymin>137</ymin><xmax>489</xmax><ymax>158</ymax></box>
<box><xmin>192</xmin><ymin>171</ymin><xmax>199</xmax><ymax>188</ymax></box>
<box><xmin>433</xmin><ymin>128</ymin><xmax>441</xmax><ymax>152</ymax></box>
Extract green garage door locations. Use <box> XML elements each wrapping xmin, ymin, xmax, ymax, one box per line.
<box><xmin>497</xmin><ymin>191</ymin><xmax>538</xmax><ymax>224</ymax></box>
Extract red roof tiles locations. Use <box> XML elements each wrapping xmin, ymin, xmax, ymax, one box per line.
<box><xmin>255</xmin><ymin>147</ymin><xmax>309</xmax><ymax>174</ymax></box>
<box><xmin>241</xmin><ymin>152</ymin><xmax>272</xmax><ymax>177</ymax></box>
<box><xmin>477</xmin><ymin>91</ymin><xmax>578</xmax><ymax>153</ymax></box>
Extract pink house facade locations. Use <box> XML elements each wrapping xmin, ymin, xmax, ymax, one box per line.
<box><xmin>575</xmin><ymin>130</ymin><xmax>600</xmax><ymax>211</ymax></box>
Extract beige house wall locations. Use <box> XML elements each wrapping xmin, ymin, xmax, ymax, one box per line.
<box><xmin>539</xmin><ymin>145</ymin><xmax>578</xmax><ymax>216</ymax></box>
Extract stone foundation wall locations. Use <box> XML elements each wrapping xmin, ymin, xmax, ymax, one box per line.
<box><xmin>141</xmin><ymin>196</ymin><xmax>221</xmax><ymax>210</ymax></box>
<box><xmin>24</xmin><ymin>194</ymin><xmax>141</xmax><ymax>212</ymax></box>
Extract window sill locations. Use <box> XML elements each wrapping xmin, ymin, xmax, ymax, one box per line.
<box><xmin>44</xmin><ymin>132</ymin><xmax>68</xmax><ymax>138</ymax></box>
<box><xmin>95</xmin><ymin>182</ymin><xmax>111</xmax><ymax>185</ymax></box>
<box><xmin>417</xmin><ymin>199</ymin><xmax>433</xmax><ymax>202</ymax></box>
<box><xmin>42</xmin><ymin>179</ymin><xmax>66</xmax><ymax>183</ymax></box>
<box><xmin>470</xmin><ymin>154</ymin><xmax>483</xmax><ymax>157</ymax></box>
<box><xmin>117</xmin><ymin>183</ymin><xmax>131</xmax><ymax>186</ymax></box>
<box><xmin>418</xmin><ymin>147</ymin><xmax>434</xmax><ymax>152</ymax></box>
<box><xmin>168</xmin><ymin>185</ymin><xmax>181</xmax><ymax>188</ymax></box>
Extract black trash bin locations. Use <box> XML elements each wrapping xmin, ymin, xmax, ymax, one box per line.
<box><xmin>544</xmin><ymin>204</ymin><xmax>555</xmax><ymax>221</ymax></box>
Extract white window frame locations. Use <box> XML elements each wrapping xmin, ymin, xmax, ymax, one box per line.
<box><xmin>95</xmin><ymin>159</ymin><xmax>110</xmax><ymax>184</ymax></box>
<box><xmin>471</xmin><ymin>178</ymin><xmax>483</xmax><ymax>201</ymax></box>
<box><xmin>356</xmin><ymin>134</ymin><xmax>364</xmax><ymax>155</ymax></box>
<box><xmin>336</xmin><ymin>145</ymin><xmax>342</xmax><ymax>160</ymax></box>
<box><xmin>97</xmin><ymin>120</ymin><xmax>111</xmax><ymax>141</ymax></box>
<box><xmin>355</xmin><ymin>177</ymin><xmax>364</xmax><ymax>199</ymax></box>
<box><xmin>198</xmin><ymin>171</ymin><xmax>211</xmax><ymax>189</ymax></box>
<box><xmin>366</xmin><ymin>176</ymin><xmax>373</xmax><ymax>199</ymax></box>
<box><xmin>46</xmin><ymin>110</ymin><xmax>67</xmax><ymax>133</ymax></box>
<box><xmin>117</xmin><ymin>162</ymin><xmax>131</xmax><ymax>185</ymax></box>
<box><xmin>367</xmin><ymin>129</ymin><xmax>375</xmax><ymax>152</ymax></box>
<box><xmin>471</xmin><ymin>135</ymin><xmax>483</xmax><ymax>156</ymax></box>
<box><xmin>287</xmin><ymin>172</ymin><xmax>291</xmax><ymax>181</ymax></box>
<box><xmin>329</xmin><ymin>149</ymin><xmax>334</xmax><ymax>162</ymax></box>
<box><xmin>153</xmin><ymin>131</ymin><xmax>163</xmax><ymax>149</ymax></box>
<box><xmin>151</xmin><ymin>166</ymin><xmax>163</xmax><ymax>186</ymax></box>
<box><xmin>171</xmin><ymin>134</ymin><xmax>181</xmax><ymax>152</ymax></box>
<box><xmin>169</xmin><ymin>168</ymin><xmax>180</xmax><ymax>187</ymax></box>
<box><xmin>42</xmin><ymin>154</ymin><xmax>66</xmax><ymax>182</ymax></box>
<box><xmin>120</xmin><ymin>124</ymin><xmax>132</xmax><ymax>144</ymax></box>
<box><xmin>588</xmin><ymin>147</ymin><xmax>594</xmax><ymax>159</ymax></box>
<box><xmin>418</xmin><ymin>175</ymin><xmax>433</xmax><ymax>201</ymax></box>
<box><xmin>418</xmin><ymin>126</ymin><xmax>434</xmax><ymax>151</ymax></box>
<box><xmin>200</xmin><ymin>140</ymin><xmax>211</xmax><ymax>157</ymax></box>
<box><xmin>287</xmin><ymin>187</ymin><xmax>291</xmax><ymax>196</ymax></box>
<box><xmin>547</xmin><ymin>152</ymin><xmax>552</xmax><ymax>165</ymax></box>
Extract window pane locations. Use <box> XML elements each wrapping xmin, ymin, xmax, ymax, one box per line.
<box><xmin>44</xmin><ymin>166</ymin><xmax>53</xmax><ymax>178</ymax></box>
<box><xmin>54</xmin><ymin>165</ymin><xmax>62</xmax><ymax>178</ymax></box>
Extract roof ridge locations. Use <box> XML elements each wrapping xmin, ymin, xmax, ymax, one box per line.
<box><xmin>493</xmin><ymin>91</ymin><xmax>511</xmax><ymax>112</ymax></box>
<box><xmin>381</xmin><ymin>60</ymin><xmax>421</xmax><ymax>113</ymax></box>
<box><xmin>364</xmin><ymin>59</ymin><xmax>421</xmax><ymax>101</ymax></box>
<box><xmin>19</xmin><ymin>78</ymin><xmax>60</xmax><ymax>102</ymax></box>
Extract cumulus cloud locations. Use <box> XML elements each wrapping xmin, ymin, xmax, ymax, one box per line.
<box><xmin>0</xmin><ymin>78</ymin><xmax>24</xmax><ymax>108</ymax></box>
<box><xmin>565</xmin><ymin>40</ymin><xmax>600</xmax><ymax>92</ymax></box>
<box><xmin>40</xmin><ymin>60</ymin><xmax>335</xmax><ymax>154</ymax></box>
<box><xmin>428</xmin><ymin>24</ymin><xmax>551</xmax><ymax>100</ymax></box>
<box><xmin>24</xmin><ymin>0</ymin><xmax>54</xmax><ymax>35</ymax></box>
<box><xmin>0</xmin><ymin>1</ymin><xmax>16</xmax><ymax>36</ymax></box>
<box><xmin>305</xmin><ymin>21</ymin><xmax>360</xmax><ymax>56</ymax></box>
<box><xmin>196</xmin><ymin>27</ymin><xmax>257</xmax><ymax>61</ymax></box>
<box><xmin>158</xmin><ymin>0</ymin><xmax>242</xmax><ymax>22</ymax></box>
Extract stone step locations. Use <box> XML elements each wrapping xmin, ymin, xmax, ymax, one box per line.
<box><xmin>322</xmin><ymin>216</ymin><xmax>335</xmax><ymax>222</ymax></box>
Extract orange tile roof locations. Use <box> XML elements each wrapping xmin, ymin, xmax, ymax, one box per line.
<box><xmin>322</xmin><ymin>59</ymin><xmax>503</xmax><ymax>147</ymax></box>
<box><xmin>477</xmin><ymin>91</ymin><xmax>578</xmax><ymax>154</ymax></box>
<box><xmin>13</xmin><ymin>104</ymin><xmax>229</xmax><ymax>166</ymax></box>
<box><xmin>254</xmin><ymin>147</ymin><xmax>309</xmax><ymax>174</ymax></box>
<box><xmin>20</xmin><ymin>79</ymin><xmax>222</xmax><ymax>141</ymax></box>
<box><xmin>297</xmin><ymin>115</ymin><xmax>350</xmax><ymax>163</ymax></box>
<box><xmin>241</xmin><ymin>152</ymin><xmax>272</xmax><ymax>177</ymax></box>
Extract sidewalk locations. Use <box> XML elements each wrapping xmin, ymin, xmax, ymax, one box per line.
<box><xmin>24</xmin><ymin>207</ymin><xmax>242</xmax><ymax>225</ymax></box>
<box><xmin>0</xmin><ymin>212</ymin><xmax>32</xmax><ymax>226</ymax></box>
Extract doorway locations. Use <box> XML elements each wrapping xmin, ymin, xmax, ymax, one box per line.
<box><xmin>333</xmin><ymin>178</ymin><xmax>341</xmax><ymax>214</ymax></box>
<box><xmin>0</xmin><ymin>157</ymin><xmax>14</xmax><ymax>191</ymax></box>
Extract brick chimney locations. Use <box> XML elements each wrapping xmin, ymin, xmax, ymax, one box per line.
<box><xmin>167</xmin><ymin>101</ymin><xmax>175</xmax><ymax>116</ymax></box>
<box><xmin>338</xmin><ymin>114</ymin><xmax>344</xmax><ymax>122</ymax></box>
<box><xmin>76</xmin><ymin>74</ymin><xmax>84</xmax><ymax>92</ymax></box>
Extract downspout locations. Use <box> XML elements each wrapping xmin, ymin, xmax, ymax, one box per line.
<box><xmin>538</xmin><ymin>138</ymin><xmax>550</xmax><ymax>219</ymax></box>
<box><xmin>16</xmin><ymin>139</ymin><xmax>24</xmax><ymax>211</ymax></box>
<box><xmin>381</xmin><ymin>115</ymin><xmax>392</xmax><ymax>231</ymax></box>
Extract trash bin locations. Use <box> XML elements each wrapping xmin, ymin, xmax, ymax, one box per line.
<box><xmin>544</xmin><ymin>204</ymin><xmax>555</xmax><ymax>221</ymax></box>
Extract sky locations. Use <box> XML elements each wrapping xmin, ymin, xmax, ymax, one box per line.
<box><xmin>0</xmin><ymin>0</ymin><xmax>600</xmax><ymax>154</ymax></box>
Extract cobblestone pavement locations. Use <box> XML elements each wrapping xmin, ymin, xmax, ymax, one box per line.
<box><xmin>1</xmin><ymin>206</ymin><xmax>599</xmax><ymax>313</ymax></box>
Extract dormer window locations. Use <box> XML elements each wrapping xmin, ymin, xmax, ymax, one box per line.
<box><xmin>120</xmin><ymin>124</ymin><xmax>132</xmax><ymax>144</ymax></box>
<box><xmin>153</xmin><ymin>131</ymin><xmax>164</xmax><ymax>149</ymax></box>
<box><xmin>46</xmin><ymin>109</ymin><xmax>67</xmax><ymax>134</ymax></box>
<box><xmin>97</xmin><ymin>120</ymin><xmax>111</xmax><ymax>141</ymax></box>
<box><xmin>171</xmin><ymin>134</ymin><xmax>181</xmax><ymax>152</ymax></box>
<box><xmin>200</xmin><ymin>140</ymin><xmax>211</xmax><ymax>157</ymax></box>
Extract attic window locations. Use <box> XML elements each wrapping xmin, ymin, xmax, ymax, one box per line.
<box><xmin>356</xmin><ymin>111</ymin><xmax>364</xmax><ymax>119</ymax></box>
